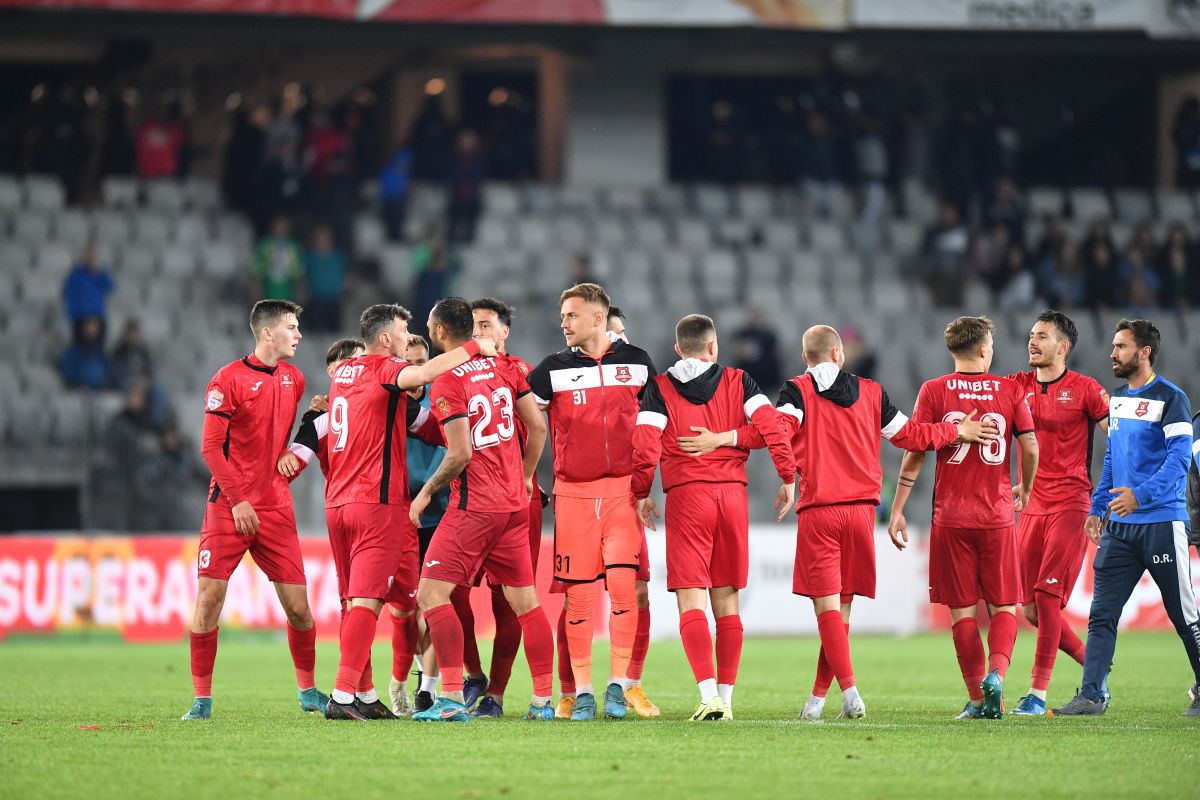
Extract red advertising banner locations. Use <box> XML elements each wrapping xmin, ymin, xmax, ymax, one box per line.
<box><xmin>0</xmin><ymin>535</ymin><xmax>583</xmax><ymax>642</ymax></box>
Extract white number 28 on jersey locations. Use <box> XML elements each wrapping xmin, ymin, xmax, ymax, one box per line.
<box><xmin>468</xmin><ymin>387</ymin><xmax>515</xmax><ymax>450</ymax></box>
<box><xmin>941</xmin><ymin>411</ymin><xmax>1007</xmax><ymax>465</ymax></box>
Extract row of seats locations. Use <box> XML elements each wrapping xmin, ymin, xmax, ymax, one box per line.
<box><xmin>0</xmin><ymin>207</ymin><xmax>253</xmax><ymax>250</ymax></box>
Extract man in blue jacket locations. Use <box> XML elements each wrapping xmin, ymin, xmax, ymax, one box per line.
<box><xmin>1055</xmin><ymin>319</ymin><xmax>1200</xmax><ymax>717</ymax></box>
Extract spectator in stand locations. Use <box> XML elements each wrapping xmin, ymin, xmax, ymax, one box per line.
<box><xmin>63</xmin><ymin>242</ymin><xmax>115</xmax><ymax>343</ymax></box>
<box><xmin>918</xmin><ymin>200</ymin><xmax>970</xmax><ymax>307</ymax></box>
<box><xmin>36</xmin><ymin>86</ymin><xmax>90</xmax><ymax>202</ymax></box>
<box><xmin>136</xmin><ymin>105</ymin><xmax>184</xmax><ymax>179</ymax></box>
<box><xmin>969</xmin><ymin>221</ymin><xmax>1012</xmax><ymax>295</ymax></box>
<box><xmin>223</xmin><ymin>103</ymin><xmax>270</xmax><ymax>216</ymax></box>
<box><xmin>446</xmin><ymin>128</ymin><xmax>486</xmax><ymax>243</ymax></box>
<box><xmin>101</xmin><ymin>92</ymin><xmax>136</xmax><ymax>177</ymax></box>
<box><xmin>304</xmin><ymin>106</ymin><xmax>349</xmax><ymax>189</ymax></box>
<box><xmin>111</xmin><ymin>319</ymin><xmax>170</xmax><ymax>427</ymax></box>
<box><xmin>1171</xmin><ymin>95</ymin><xmax>1200</xmax><ymax>189</ymax></box>
<box><xmin>1033</xmin><ymin>213</ymin><xmax>1069</xmax><ymax>300</ymax></box>
<box><xmin>104</xmin><ymin>378</ymin><xmax>161</xmax><ymax>530</ymax></box>
<box><xmin>59</xmin><ymin>315</ymin><xmax>111</xmax><ymax>390</ymax></box>
<box><xmin>379</xmin><ymin>141</ymin><xmax>415</xmax><ymax>242</ymax></box>
<box><xmin>996</xmin><ymin>243</ymin><xmax>1037</xmax><ymax>312</ymax></box>
<box><xmin>570</xmin><ymin>252</ymin><xmax>597</xmax><ymax>286</ymax></box>
<box><xmin>798</xmin><ymin>108</ymin><xmax>839</xmax><ymax>219</ymax></box>
<box><xmin>252</xmin><ymin>215</ymin><xmax>305</xmax><ymax>301</ymax></box>
<box><xmin>323</xmin><ymin>150</ymin><xmax>358</xmax><ymax>253</ymax></box>
<box><xmin>412</xmin><ymin>226</ymin><xmax>458</xmax><ymax>329</ymax></box>
<box><xmin>149</xmin><ymin>425</ymin><xmax>206</xmax><ymax>530</ymax></box>
<box><xmin>1083</xmin><ymin>237</ymin><xmax>1119</xmax><ymax>309</ymax></box>
<box><xmin>304</xmin><ymin>224</ymin><xmax>346</xmax><ymax>332</ymax></box>
<box><xmin>255</xmin><ymin>138</ymin><xmax>306</xmax><ymax>231</ymax></box>
<box><xmin>1120</xmin><ymin>246</ymin><xmax>1160</xmax><ymax>315</ymax></box>
<box><xmin>1128</xmin><ymin>221</ymin><xmax>1158</xmax><ymax>260</ymax></box>
<box><xmin>1048</xmin><ymin>241</ymin><xmax>1086</xmax><ymax>309</ymax></box>
<box><xmin>984</xmin><ymin>176</ymin><xmax>1027</xmax><ymax>243</ymax></box>
<box><xmin>732</xmin><ymin>308</ymin><xmax>783</xmax><ymax>392</ymax></box>
<box><xmin>1157</xmin><ymin>223</ymin><xmax>1198</xmax><ymax>310</ymax></box>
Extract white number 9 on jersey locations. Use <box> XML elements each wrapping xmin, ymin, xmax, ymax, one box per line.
<box><xmin>468</xmin><ymin>387</ymin><xmax>515</xmax><ymax>450</ymax></box>
<box><xmin>941</xmin><ymin>411</ymin><xmax>1007</xmax><ymax>465</ymax></box>
<box><xmin>330</xmin><ymin>396</ymin><xmax>350</xmax><ymax>452</ymax></box>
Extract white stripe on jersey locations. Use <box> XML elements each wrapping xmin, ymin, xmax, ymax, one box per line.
<box><xmin>636</xmin><ymin>411</ymin><xmax>667</xmax><ymax>430</ymax></box>
<box><xmin>881</xmin><ymin>411</ymin><xmax>909</xmax><ymax>441</ymax></box>
<box><xmin>1109</xmin><ymin>396</ymin><xmax>1165</xmax><ymax>423</ymax></box>
<box><xmin>778</xmin><ymin>403</ymin><xmax>804</xmax><ymax>425</ymax></box>
<box><xmin>1163</xmin><ymin>421</ymin><xmax>1192</xmax><ymax>439</ymax></box>
<box><xmin>744</xmin><ymin>394</ymin><xmax>771</xmax><ymax>418</ymax></box>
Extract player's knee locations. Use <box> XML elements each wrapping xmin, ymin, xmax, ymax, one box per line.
<box><xmin>417</xmin><ymin>586</ymin><xmax>448</xmax><ymax>611</ymax></box>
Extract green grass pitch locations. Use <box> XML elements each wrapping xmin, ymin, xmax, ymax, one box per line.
<box><xmin>1</xmin><ymin>631</ymin><xmax>1196</xmax><ymax>799</ymax></box>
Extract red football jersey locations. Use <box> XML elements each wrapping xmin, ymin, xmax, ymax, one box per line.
<box><xmin>324</xmin><ymin>354</ymin><xmax>411</xmax><ymax>507</ymax></box>
<box><xmin>430</xmin><ymin>355</ymin><xmax>531</xmax><ymax>513</ymax></box>
<box><xmin>1007</xmin><ymin>369</ymin><xmax>1109</xmax><ymax>515</ymax></box>
<box><xmin>911</xmin><ymin>371</ymin><xmax>1036</xmax><ymax>529</ymax></box>
<box><xmin>201</xmin><ymin>354</ymin><xmax>305</xmax><ymax>511</ymax></box>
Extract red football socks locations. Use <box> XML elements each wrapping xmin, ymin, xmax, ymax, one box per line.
<box><xmin>564</xmin><ymin>582</ymin><xmax>595</xmax><ymax>689</ymax></box>
<box><xmin>334</xmin><ymin>605</ymin><xmax>378</xmax><ymax>696</ymax></box>
<box><xmin>517</xmin><ymin>608</ymin><xmax>555</xmax><ymax>698</ymax></box>
<box><xmin>287</xmin><ymin>622</ymin><xmax>316</xmax><ymax>692</ymax></box>
<box><xmin>489</xmin><ymin>590</ymin><xmax>522</xmax><ymax>696</ymax></box>
<box><xmin>357</xmin><ymin>656</ymin><xmax>374</xmax><ymax>693</ymax></box>
<box><xmin>1031</xmin><ymin>592</ymin><xmax>1061</xmax><ymax>691</ymax></box>
<box><xmin>816</xmin><ymin>610</ymin><xmax>855</xmax><ymax>691</ymax></box>
<box><xmin>1060</xmin><ymin>624</ymin><xmax>1086</xmax><ymax>665</ymax></box>
<box><xmin>715</xmin><ymin>614</ymin><xmax>743</xmax><ymax>687</ymax></box>
<box><xmin>606</xmin><ymin>568</ymin><xmax>638</xmax><ymax>680</ymax></box>
<box><xmin>557</xmin><ymin>604</ymin><xmax>576</xmax><ymax>694</ymax></box>
<box><xmin>627</xmin><ymin>602</ymin><xmax>651</xmax><ymax>682</ymax></box>
<box><xmin>190</xmin><ymin>627</ymin><xmax>218</xmax><ymax>697</ymax></box>
<box><xmin>952</xmin><ymin>617</ymin><xmax>986</xmax><ymax>701</ymax></box>
<box><xmin>987</xmin><ymin>610</ymin><xmax>1017</xmax><ymax>677</ymax></box>
<box><xmin>425</xmin><ymin>603</ymin><xmax>465</xmax><ymax>694</ymax></box>
<box><xmin>390</xmin><ymin>607</ymin><xmax>418</xmax><ymax>683</ymax></box>
<box><xmin>450</xmin><ymin>585</ymin><xmax>483</xmax><ymax>676</ymax></box>
<box><xmin>679</xmin><ymin>608</ymin><xmax>715</xmax><ymax>684</ymax></box>
<box><xmin>811</xmin><ymin>621</ymin><xmax>849</xmax><ymax>698</ymax></box>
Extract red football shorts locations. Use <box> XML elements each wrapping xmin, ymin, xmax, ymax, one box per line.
<box><xmin>664</xmin><ymin>482</ymin><xmax>748</xmax><ymax>591</ymax></box>
<box><xmin>1018</xmin><ymin>509</ymin><xmax>1090</xmax><ymax>608</ymax></box>
<box><xmin>552</xmin><ymin>493</ymin><xmax>642</xmax><ymax>584</ymax></box>
<box><xmin>198</xmin><ymin>503</ymin><xmax>305</xmax><ymax>585</ymax></box>
<box><xmin>792</xmin><ymin>503</ymin><xmax>876</xmax><ymax>600</ymax></box>
<box><xmin>325</xmin><ymin>503</ymin><xmax>418</xmax><ymax>606</ymax></box>
<box><xmin>929</xmin><ymin>523</ymin><xmax>1020</xmax><ymax>608</ymax></box>
<box><xmin>423</xmin><ymin>508</ymin><xmax>534</xmax><ymax>588</ymax></box>
<box><xmin>486</xmin><ymin>489</ymin><xmax>544</xmax><ymax>590</ymax></box>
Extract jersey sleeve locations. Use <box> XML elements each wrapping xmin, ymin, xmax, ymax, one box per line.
<box><xmin>1085</xmin><ymin>378</ymin><xmax>1111</xmax><ymax>423</ymax></box>
<box><xmin>910</xmin><ymin>381</ymin><xmax>935</xmax><ymax>425</ymax></box>
<box><xmin>527</xmin><ymin>358</ymin><xmax>553</xmax><ymax>408</ymax></box>
<box><xmin>1133</xmin><ymin>387</ymin><xmax>1194</xmax><ymax>508</ymax></box>
<box><xmin>200</xmin><ymin>370</ymin><xmax>248</xmax><ymax>505</ymax></box>
<box><xmin>1013</xmin><ymin>386</ymin><xmax>1036</xmax><ymax>436</ymax></box>
<box><xmin>374</xmin><ymin>357</ymin><xmax>409</xmax><ymax>387</ymax></box>
<box><xmin>288</xmin><ymin>408</ymin><xmax>327</xmax><ymax>470</ymax></box>
<box><xmin>407</xmin><ymin>396</ymin><xmax>445</xmax><ymax>447</ymax></box>
<box><xmin>430</xmin><ymin>375</ymin><xmax>467</xmax><ymax>425</ymax></box>
<box><xmin>880</xmin><ymin>385</ymin><xmax>959</xmax><ymax>452</ymax></box>
<box><xmin>637</xmin><ymin>349</ymin><xmax>658</xmax><ymax>400</ymax></box>
<box><xmin>742</xmin><ymin>372</ymin><xmax>796</xmax><ymax>482</ymax></box>
<box><xmin>632</xmin><ymin>379</ymin><xmax>667</xmax><ymax>499</ymax></box>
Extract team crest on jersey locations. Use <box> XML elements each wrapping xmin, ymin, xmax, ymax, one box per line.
<box><xmin>516</xmin><ymin>361</ymin><xmax>528</xmax><ymax>374</ymax></box>
<box><xmin>1056</xmin><ymin>387</ymin><xmax>1073</xmax><ymax>403</ymax></box>
<box><xmin>614</xmin><ymin>366</ymin><xmax>632</xmax><ymax>383</ymax></box>
<box><xmin>1135</xmin><ymin>400</ymin><xmax>1150</xmax><ymax>417</ymax></box>
<box><xmin>206</xmin><ymin>389</ymin><xmax>224</xmax><ymax>411</ymax></box>
<box><xmin>281</xmin><ymin>374</ymin><xmax>293</xmax><ymax>388</ymax></box>
<box><xmin>435</xmin><ymin>396</ymin><xmax>451</xmax><ymax>416</ymax></box>
<box><xmin>1100</xmin><ymin>389</ymin><xmax>1110</xmax><ymax>404</ymax></box>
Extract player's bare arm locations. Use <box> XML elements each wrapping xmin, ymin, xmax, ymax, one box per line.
<box><xmin>409</xmin><ymin>417</ymin><xmax>471</xmax><ymax>526</ymax></box>
<box><xmin>888</xmin><ymin>450</ymin><xmax>926</xmax><ymax>551</ymax></box>
<box><xmin>636</xmin><ymin>496</ymin><xmax>661</xmax><ymax>531</ymax></box>
<box><xmin>395</xmin><ymin>336</ymin><xmax>498</xmax><ymax>390</ymax></box>
<box><xmin>1013</xmin><ymin>431</ymin><xmax>1039</xmax><ymax>512</ymax></box>
<box><xmin>513</xmin><ymin>391</ymin><xmax>547</xmax><ymax>495</ymax></box>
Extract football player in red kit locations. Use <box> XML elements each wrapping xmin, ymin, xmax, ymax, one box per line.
<box><xmin>1006</xmin><ymin>311</ymin><xmax>1109</xmax><ymax>716</ymax></box>
<box><xmin>889</xmin><ymin>316</ymin><xmax>1039</xmax><ymax>720</ymax></box>
<box><xmin>183</xmin><ymin>300</ymin><xmax>324</xmax><ymax>721</ymax></box>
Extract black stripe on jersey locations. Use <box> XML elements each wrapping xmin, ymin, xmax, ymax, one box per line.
<box><xmin>776</xmin><ymin>380</ymin><xmax>805</xmax><ymax>413</ymax></box>
<box><xmin>205</xmin><ymin>410</ymin><xmax>232</xmax><ymax>419</ymax></box>
<box><xmin>209</xmin><ymin>484</ymin><xmax>221</xmax><ymax>503</ymax></box>
<box><xmin>440</xmin><ymin>413</ymin><xmax>467</xmax><ymax>424</ymax></box>
<box><xmin>740</xmin><ymin>370</ymin><xmax>763</xmax><ymax>406</ymax></box>
<box><xmin>241</xmin><ymin>357</ymin><xmax>277</xmax><ymax>375</ymax></box>
<box><xmin>640</xmin><ymin>379</ymin><xmax>668</xmax><ymax>417</ymax></box>
<box><xmin>604</xmin><ymin>563</ymin><xmax>639</xmax><ymax>571</ymax></box>
<box><xmin>880</xmin><ymin>388</ymin><xmax>900</xmax><ymax>429</ymax></box>
<box><xmin>379</xmin><ymin>390</ymin><xmax>402</xmax><ymax>504</ymax></box>
<box><xmin>459</xmin><ymin>464</ymin><xmax>469</xmax><ymax>510</ymax></box>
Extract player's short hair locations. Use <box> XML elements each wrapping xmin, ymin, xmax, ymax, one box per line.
<box><xmin>430</xmin><ymin>296</ymin><xmax>474</xmax><ymax>341</ymax></box>
<box><xmin>608</xmin><ymin>305</ymin><xmax>625</xmax><ymax>321</ymax></box>
<box><xmin>944</xmin><ymin>315</ymin><xmax>996</xmax><ymax>356</ymax></box>
<box><xmin>325</xmin><ymin>337</ymin><xmax>364</xmax><ymax>366</ymax></box>
<box><xmin>359</xmin><ymin>303</ymin><xmax>412</xmax><ymax>344</ymax></box>
<box><xmin>1035</xmin><ymin>309</ymin><xmax>1078</xmax><ymax>355</ymax></box>
<box><xmin>407</xmin><ymin>334</ymin><xmax>429</xmax><ymax>352</ymax></box>
<box><xmin>471</xmin><ymin>297</ymin><xmax>514</xmax><ymax>328</ymax></box>
<box><xmin>249</xmin><ymin>299</ymin><xmax>302</xmax><ymax>335</ymax></box>
<box><xmin>676</xmin><ymin>314</ymin><xmax>716</xmax><ymax>356</ymax></box>
<box><xmin>1115</xmin><ymin>318</ymin><xmax>1161</xmax><ymax>365</ymax></box>
<box><xmin>560</xmin><ymin>282</ymin><xmax>610</xmax><ymax>311</ymax></box>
